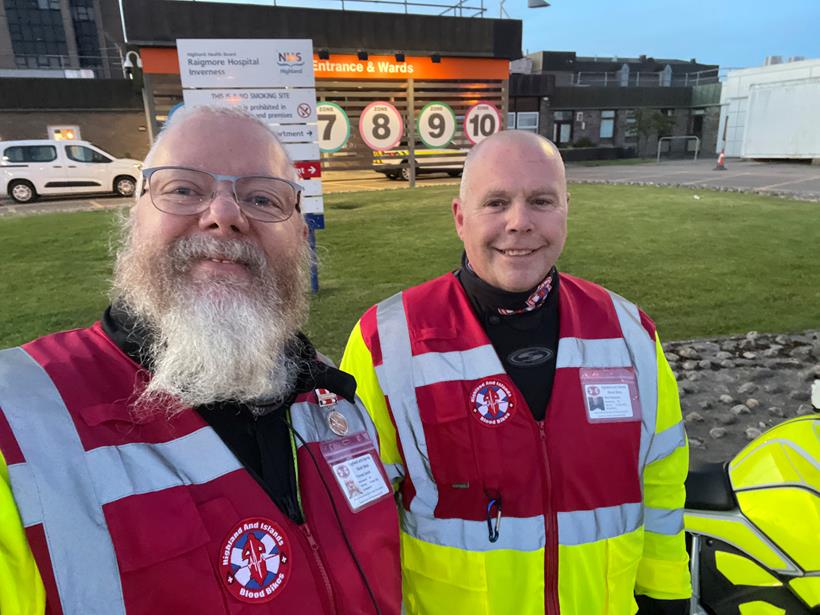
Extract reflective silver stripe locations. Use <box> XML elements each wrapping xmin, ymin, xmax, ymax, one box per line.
<box><xmin>410</xmin><ymin>345</ymin><xmax>502</xmax><ymax>387</ymax></box>
<box><xmin>556</xmin><ymin>337</ymin><xmax>633</xmax><ymax>368</ymax></box>
<box><xmin>6</xmin><ymin>461</ymin><xmax>41</xmax><ymax>526</ymax></box>
<box><xmin>0</xmin><ymin>347</ymin><xmax>126</xmax><ymax>615</ymax></box>
<box><xmin>402</xmin><ymin>509</ymin><xmax>545</xmax><ymax>552</ymax></box>
<box><xmin>645</xmin><ymin>506</ymin><xmax>684</xmax><ymax>535</ymax></box>
<box><xmin>84</xmin><ymin>428</ymin><xmax>243</xmax><ymax>506</ymax></box>
<box><xmin>557</xmin><ymin>502</ymin><xmax>643</xmax><ymax>546</ymax></box>
<box><xmin>289</xmin><ymin>398</ymin><xmax>376</xmax><ymax>448</ymax></box>
<box><xmin>377</xmin><ymin>293</ymin><xmax>438</xmax><ymax>516</ymax></box>
<box><xmin>607</xmin><ymin>291</ymin><xmax>659</xmax><ymax>473</ymax></box>
<box><xmin>645</xmin><ymin>421</ymin><xmax>687</xmax><ymax>466</ymax></box>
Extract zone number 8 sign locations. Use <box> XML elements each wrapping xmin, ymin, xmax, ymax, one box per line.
<box><xmin>359</xmin><ymin>101</ymin><xmax>404</xmax><ymax>150</ymax></box>
<box><xmin>463</xmin><ymin>102</ymin><xmax>502</xmax><ymax>145</ymax></box>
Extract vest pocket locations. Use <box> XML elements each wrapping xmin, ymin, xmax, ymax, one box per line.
<box><xmin>604</xmin><ymin>528</ymin><xmax>644</xmax><ymax>614</ymax></box>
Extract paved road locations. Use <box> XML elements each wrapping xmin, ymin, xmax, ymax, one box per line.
<box><xmin>566</xmin><ymin>159</ymin><xmax>820</xmax><ymax>201</ymax></box>
<box><xmin>3</xmin><ymin>159</ymin><xmax>818</xmax><ymax>217</ymax></box>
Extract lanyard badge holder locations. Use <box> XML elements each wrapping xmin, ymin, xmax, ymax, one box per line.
<box><xmin>579</xmin><ymin>367</ymin><xmax>642</xmax><ymax>423</ymax></box>
<box><xmin>314</xmin><ymin>389</ymin><xmax>392</xmax><ymax>513</ymax></box>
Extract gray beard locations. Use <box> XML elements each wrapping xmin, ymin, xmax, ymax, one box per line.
<box><xmin>111</xmin><ymin>216</ymin><xmax>310</xmax><ymax>418</ymax></box>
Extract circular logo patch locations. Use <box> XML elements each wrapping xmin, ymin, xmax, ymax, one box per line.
<box><xmin>470</xmin><ymin>379</ymin><xmax>514</xmax><ymax>426</ymax></box>
<box><xmin>220</xmin><ymin>517</ymin><xmax>290</xmax><ymax>603</ymax></box>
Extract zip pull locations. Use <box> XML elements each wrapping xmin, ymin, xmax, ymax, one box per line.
<box><xmin>486</xmin><ymin>497</ymin><xmax>502</xmax><ymax>543</ymax></box>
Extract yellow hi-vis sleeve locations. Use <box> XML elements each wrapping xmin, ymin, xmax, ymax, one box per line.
<box><xmin>341</xmin><ymin>321</ymin><xmax>403</xmax><ymax>469</ymax></box>
<box><xmin>635</xmin><ymin>333</ymin><xmax>692</xmax><ymax>600</ymax></box>
<box><xmin>0</xmin><ymin>449</ymin><xmax>46</xmax><ymax>615</ymax></box>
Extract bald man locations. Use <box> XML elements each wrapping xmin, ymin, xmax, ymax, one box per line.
<box><xmin>0</xmin><ymin>106</ymin><xmax>401</xmax><ymax>614</ymax></box>
<box><xmin>341</xmin><ymin>131</ymin><xmax>691</xmax><ymax>614</ymax></box>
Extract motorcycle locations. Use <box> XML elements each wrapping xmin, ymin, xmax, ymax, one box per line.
<box><xmin>683</xmin><ymin>380</ymin><xmax>820</xmax><ymax>614</ymax></box>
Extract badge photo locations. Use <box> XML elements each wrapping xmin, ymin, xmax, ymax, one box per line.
<box><xmin>469</xmin><ymin>379</ymin><xmax>515</xmax><ymax>427</ymax></box>
<box><xmin>219</xmin><ymin>517</ymin><xmax>290</xmax><ymax>604</ymax></box>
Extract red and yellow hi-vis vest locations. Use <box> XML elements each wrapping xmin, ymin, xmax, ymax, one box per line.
<box><xmin>0</xmin><ymin>323</ymin><xmax>401</xmax><ymax>614</ymax></box>
<box><xmin>341</xmin><ymin>272</ymin><xmax>691</xmax><ymax>615</ymax></box>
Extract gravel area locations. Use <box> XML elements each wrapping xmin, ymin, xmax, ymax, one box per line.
<box><xmin>663</xmin><ymin>330</ymin><xmax>820</xmax><ymax>465</ymax></box>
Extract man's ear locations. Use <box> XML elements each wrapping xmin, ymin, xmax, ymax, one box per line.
<box><xmin>452</xmin><ymin>198</ymin><xmax>465</xmax><ymax>241</ymax></box>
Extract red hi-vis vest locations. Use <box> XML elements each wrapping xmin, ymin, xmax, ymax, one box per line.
<box><xmin>0</xmin><ymin>324</ymin><xmax>401</xmax><ymax>615</ymax></box>
<box><xmin>344</xmin><ymin>273</ymin><xmax>690</xmax><ymax>614</ymax></box>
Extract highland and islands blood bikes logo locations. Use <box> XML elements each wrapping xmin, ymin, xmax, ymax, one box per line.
<box><xmin>470</xmin><ymin>379</ymin><xmax>514</xmax><ymax>426</ymax></box>
<box><xmin>220</xmin><ymin>517</ymin><xmax>290</xmax><ymax>604</ymax></box>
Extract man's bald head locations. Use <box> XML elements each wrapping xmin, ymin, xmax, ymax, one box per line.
<box><xmin>460</xmin><ymin>131</ymin><xmax>565</xmax><ymax>201</ymax></box>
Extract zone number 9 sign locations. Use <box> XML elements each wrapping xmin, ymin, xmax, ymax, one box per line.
<box><xmin>359</xmin><ymin>101</ymin><xmax>404</xmax><ymax>150</ymax></box>
<box><xmin>417</xmin><ymin>102</ymin><xmax>457</xmax><ymax>148</ymax></box>
<box><xmin>463</xmin><ymin>102</ymin><xmax>502</xmax><ymax>145</ymax></box>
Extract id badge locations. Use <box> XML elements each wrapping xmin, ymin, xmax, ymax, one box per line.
<box><xmin>320</xmin><ymin>432</ymin><xmax>392</xmax><ymax>513</ymax></box>
<box><xmin>579</xmin><ymin>367</ymin><xmax>642</xmax><ymax>423</ymax></box>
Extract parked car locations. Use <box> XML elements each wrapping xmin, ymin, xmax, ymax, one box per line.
<box><xmin>0</xmin><ymin>139</ymin><xmax>141</xmax><ymax>203</ymax></box>
<box><xmin>373</xmin><ymin>145</ymin><xmax>467</xmax><ymax>181</ymax></box>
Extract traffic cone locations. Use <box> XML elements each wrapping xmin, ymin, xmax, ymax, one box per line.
<box><xmin>714</xmin><ymin>150</ymin><xmax>727</xmax><ymax>171</ymax></box>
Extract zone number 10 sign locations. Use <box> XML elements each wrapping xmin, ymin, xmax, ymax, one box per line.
<box><xmin>359</xmin><ymin>101</ymin><xmax>404</xmax><ymax>150</ymax></box>
<box><xmin>463</xmin><ymin>102</ymin><xmax>502</xmax><ymax>145</ymax></box>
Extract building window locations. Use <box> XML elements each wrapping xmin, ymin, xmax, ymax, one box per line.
<box><xmin>70</xmin><ymin>0</ymin><xmax>102</xmax><ymax>68</ymax></box>
<box><xmin>516</xmin><ymin>112</ymin><xmax>539</xmax><ymax>133</ymax></box>
<box><xmin>5</xmin><ymin>0</ymin><xmax>68</xmax><ymax>68</ymax></box>
<box><xmin>600</xmin><ymin>110</ymin><xmax>615</xmax><ymax>140</ymax></box>
<box><xmin>507</xmin><ymin>112</ymin><xmax>516</xmax><ymax>130</ymax></box>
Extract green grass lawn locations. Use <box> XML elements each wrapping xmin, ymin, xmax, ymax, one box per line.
<box><xmin>2</xmin><ymin>184</ymin><xmax>819</xmax><ymax>361</ymax></box>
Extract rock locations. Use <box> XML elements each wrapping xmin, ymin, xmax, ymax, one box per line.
<box><xmin>768</xmin><ymin>406</ymin><xmax>784</xmax><ymax>417</ymax></box>
<box><xmin>750</xmin><ymin>368</ymin><xmax>775</xmax><ymax>381</ymax></box>
<box><xmin>764</xmin><ymin>383</ymin><xmax>783</xmax><ymax>394</ymax></box>
<box><xmin>790</xmin><ymin>346</ymin><xmax>812</xmax><ymax>359</ymax></box>
<box><xmin>709</xmin><ymin>427</ymin><xmax>728</xmax><ymax>439</ymax></box>
<box><xmin>758</xmin><ymin>421</ymin><xmax>767</xmax><ymax>429</ymax></box>
<box><xmin>745</xmin><ymin>427</ymin><xmax>763</xmax><ymax>440</ymax></box>
<box><xmin>801</xmin><ymin>368</ymin><xmax>820</xmax><ymax>382</ymax></box>
<box><xmin>731</xmin><ymin>404</ymin><xmax>751</xmax><ymax>415</ymax></box>
<box><xmin>742</xmin><ymin>351</ymin><xmax>757</xmax><ymax>360</ymax></box>
<box><xmin>685</xmin><ymin>411</ymin><xmax>705</xmax><ymax>423</ymax></box>
<box><xmin>687</xmin><ymin>372</ymin><xmax>703</xmax><ymax>382</ymax></box>
<box><xmin>681</xmin><ymin>382</ymin><xmax>699</xmax><ymax>394</ymax></box>
<box><xmin>719</xmin><ymin>394</ymin><xmax>735</xmax><ymax>405</ymax></box>
<box><xmin>739</xmin><ymin>339</ymin><xmax>756</xmax><ymax>350</ymax></box>
<box><xmin>699</xmin><ymin>400</ymin><xmax>713</xmax><ymax>410</ymax></box>
<box><xmin>715</xmin><ymin>351</ymin><xmax>733</xmax><ymax>361</ymax></box>
<box><xmin>678</xmin><ymin>347</ymin><xmax>700</xmax><ymax>360</ymax></box>
<box><xmin>738</xmin><ymin>382</ymin><xmax>757</xmax><ymax>395</ymax></box>
<box><xmin>718</xmin><ymin>413</ymin><xmax>738</xmax><ymax>425</ymax></box>
<box><xmin>789</xmin><ymin>390</ymin><xmax>811</xmax><ymax>401</ymax></box>
<box><xmin>698</xmin><ymin>360</ymin><xmax>715</xmax><ymax>370</ymax></box>
<box><xmin>665</xmin><ymin>352</ymin><xmax>680</xmax><ymax>362</ymax></box>
<box><xmin>746</xmin><ymin>331</ymin><xmax>760</xmax><ymax>341</ymax></box>
<box><xmin>762</xmin><ymin>348</ymin><xmax>780</xmax><ymax>358</ymax></box>
<box><xmin>771</xmin><ymin>358</ymin><xmax>802</xmax><ymax>368</ymax></box>
<box><xmin>796</xmin><ymin>404</ymin><xmax>814</xmax><ymax>416</ymax></box>
<box><xmin>745</xmin><ymin>398</ymin><xmax>761</xmax><ymax>410</ymax></box>
<box><xmin>720</xmin><ymin>360</ymin><xmax>735</xmax><ymax>369</ymax></box>
<box><xmin>775</xmin><ymin>334</ymin><xmax>790</xmax><ymax>345</ymax></box>
<box><xmin>682</xmin><ymin>360</ymin><xmax>699</xmax><ymax>371</ymax></box>
<box><xmin>689</xmin><ymin>437</ymin><xmax>704</xmax><ymax>449</ymax></box>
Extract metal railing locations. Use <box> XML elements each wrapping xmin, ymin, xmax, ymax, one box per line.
<box><xmin>657</xmin><ymin>136</ymin><xmax>700</xmax><ymax>162</ymax></box>
<box><xmin>0</xmin><ymin>51</ymin><xmax>125</xmax><ymax>79</ymax></box>
<box><xmin>573</xmin><ymin>68</ymin><xmax>720</xmax><ymax>88</ymax></box>
<box><xmin>187</xmin><ymin>0</ymin><xmax>487</xmax><ymax>16</ymax></box>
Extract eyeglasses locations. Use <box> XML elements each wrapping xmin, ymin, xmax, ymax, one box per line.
<box><xmin>142</xmin><ymin>166</ymin><xmax>303</xmax><ymax>223</ymax></box>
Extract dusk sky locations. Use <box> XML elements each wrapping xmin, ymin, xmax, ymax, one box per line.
<box><xmin>505</xmin><ymin>0</ymin><xmax>820</xmax><ymax>70</ymax></box>
<box><xmin>196</xmin><ymin>0</ymin><xmax>820</xmax><ymax>70</ymax></box>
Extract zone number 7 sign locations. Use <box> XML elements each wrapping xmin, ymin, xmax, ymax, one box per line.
<box><xmin>317</xmin><ymin>102</ymin><xmax>350</xmax><ymax>153</ymax></box>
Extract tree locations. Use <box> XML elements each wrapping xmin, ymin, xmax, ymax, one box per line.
<box><xmin>631</xmin><ymin>109</ymin><xmax>676</xmax><ymax>158</ymax></box>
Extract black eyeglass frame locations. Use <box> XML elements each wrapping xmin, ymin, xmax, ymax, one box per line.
<box><xmin>141</xmin><ymin>165</ymin><xmax>303</xmax><ymax>223</ymax></box>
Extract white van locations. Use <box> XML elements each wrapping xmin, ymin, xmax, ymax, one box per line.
<box><xmin>0</xmin><ymin>139</ymin><xmax>141</xmax><ymax>203</ymax></box>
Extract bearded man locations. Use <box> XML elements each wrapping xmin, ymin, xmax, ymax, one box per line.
<box><xmin>0</xmin><ymin>107</ymin><xmax>400</xmax><ymax>615</ymax></box>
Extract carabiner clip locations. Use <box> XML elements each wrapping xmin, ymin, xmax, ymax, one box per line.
<box><xmin>486</xmin><ymin>497</ymin><xmax>502</xmax><ymax>543</ymax></box>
